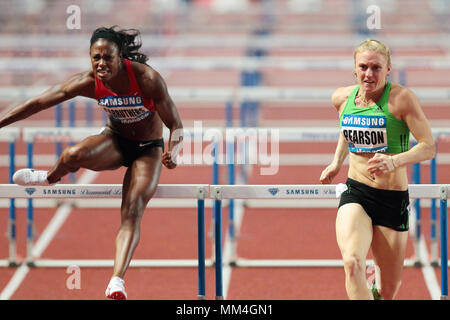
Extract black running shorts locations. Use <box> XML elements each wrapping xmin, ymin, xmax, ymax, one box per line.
<box><xmin>105</xmin><ymin>129</ymin><xmax>164</xmax><ymax>167</ymax></box>
<box><xmin>338</xmin><ymin>178</ymin><xmax>410</xmax><ymax>232</ymax></box>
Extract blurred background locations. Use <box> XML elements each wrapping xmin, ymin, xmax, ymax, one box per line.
<box><xmin>0</xmin><ymin>0</ymin><xmax>449</xmax><ymax>129</ymax></box>
<box><xmin>0</xmin><ymin>0</ymin><xmax>449</xmax><ymax>300</ymax></box>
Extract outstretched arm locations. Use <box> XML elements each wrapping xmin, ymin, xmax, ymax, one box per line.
<box><xmin>0</xmin><ymin>71</ymin><xmax>94</xmax><ymax>129</ymax></box>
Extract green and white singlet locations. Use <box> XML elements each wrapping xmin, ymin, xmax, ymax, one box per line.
<box><xmin>339</xmin><ymin>81</ymin><xmax>410</xmax><ymax>154</ymax></box>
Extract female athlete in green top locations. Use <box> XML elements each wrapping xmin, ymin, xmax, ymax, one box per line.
<box><xmin>320</xmin><ymin>39</ymin><xmax>435</xmax><ymax>300</ymax></box>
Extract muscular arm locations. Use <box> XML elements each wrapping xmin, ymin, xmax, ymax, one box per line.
<box><xmin>137</xmin><ymin>64</ymin><xmax>183</xmax><ymax>168</ymax></box>
<box><xmin>367</xmin><ymin>85</ymin><xmax>435</xmax><ymax>176</ymax></box>
<box><xmin>390</xmin><ymin>86</ymin><xmax>435</xmax><ymax>167</ymax></box>
<box><xmin>319</xmin><ymin>86</ymin><xmax>352</xmax><ymax>184</ymax></box>
<box><xmin>320</xmin><ymin>132</ymin><xmax>349</xmax><ymax>184</ymax></box>
<box><xmin>0</xmin><ymin>71</ymin><xmax>95</xmax><ymax>129</ymax></box>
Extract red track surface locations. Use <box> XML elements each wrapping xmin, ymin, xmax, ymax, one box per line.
<box><xmin>1</xmin><ymin>143</ymin><xmax>449</xmax><ymax>300</ymax></box>
<box><xmin>1</xmin><ymin>65</ymin><xmax>450</xmax><ymax>301</ymax></box>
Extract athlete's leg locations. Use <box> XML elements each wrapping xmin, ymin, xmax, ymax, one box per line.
<box><xmin>47</xmin><ymin>132</ymin><xmax>123</xmax><ymax>183</ymax></box>
<box><xmin>371</xmin><ymin>225</ymin><xmax>409</xmax><ymax>300</ymax></box>
<box><xmin>336</xmin><ymin>203</ymin><xmax>374</xmax><ymax>299</ymax></box>
<box><xmin>111</xmin><ymin>146</ymin><xmax>162</xmax><ymax>279</ymax></box>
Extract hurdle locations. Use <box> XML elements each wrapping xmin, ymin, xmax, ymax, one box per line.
<box><xmin>3</xmin><ymin>183</ymin><xmax>446</xmax><ymax>299</ymax></box>
<box><xmin>21</xmin><ymin>127</ymin><xmax>103</xmax><ymax>263</ymax></box>
<box><xmin>410</xmin><ymin>129</ymin><xmax>450</xmax><ymax>267</ymax></box>
<box><xmin>0</xmin><ymin>183</ymin><xmax>211</xmax><ymax>299</ymax></box>
<box><xmin>2</xmin><ymin>126</ymin><xmax>450</xmax><ymax>299</ymax></box>
<box><xmin>214</xmin><ymin>126</ymin><xmax>450</xmax><ymax>269</ymax></box>
<box><xmin>210</xmin><ymin>184</ymin><xmax>449</xmax><ymax>300</ymax></box>
<box><xmin>12</xmin><ymin>126</ymin><xmax>450</xmax><ymax>266</ymax></box>
<box><xmin>0</xmin><ymin>127</ymin><xmax>20</xmax><ymax>267</ymax></box>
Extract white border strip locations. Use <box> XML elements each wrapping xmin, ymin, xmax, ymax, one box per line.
<box><xmin>0</xmin><ymin>184</ymin><xmax>209</xmax><ymax>199</ymax></box>
<box><xmin>30</xmin><ymin>259</ymin><xmax>215</xmax><ymax>268</ymax></box>
<box><xmin>232</xmin><ymin>259</ymin><xmax>417</xmax><ymax>267</ymax></box>
<box><xmin>0</xmin><ymin>184</ymin><xmax>448</xmax><ymax>200</ymax></box>
<box><xmin>214</xmin><ymin>184</ymin><xmax>449</xmax><ymax>200</ymax></box>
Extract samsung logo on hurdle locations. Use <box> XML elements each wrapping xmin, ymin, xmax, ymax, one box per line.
<box><xmin>266</xmin><ymin>188</ymin><xmax>319</xmax><ymax>196</ymax></box>
<box><xmin>25</xmin><ymin>188</ymin><xmax>36</xmax><ymax>196</ymax></box>
<box><xmin>43</xmin><ymin>188</ymin><xmax>77</xmax><ymax>195</ymax></box>
<box><xmin>286</xmin><ymin>189</ymin><xmax>319</xmax><ymax>195</ymax></box>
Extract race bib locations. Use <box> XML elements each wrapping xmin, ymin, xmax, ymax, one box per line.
<box><xmin>98</xmin><ymin>95</ymin><xmax>151</xmax><ymax>124</ymax></box>
<box><xmin>341</xmin><ymin>114</ymin><xmax>388</xmax><ymax>153</ymax></box>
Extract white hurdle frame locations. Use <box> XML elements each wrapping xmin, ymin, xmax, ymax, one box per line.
<box><xmin>210</xmin><ymin>184</ymin><xmax>449</xmax><ymax>300</ymax></box>
<box><xmin>0</xmin><ymin>184</ymin><xmax>210</xmax><ymax>299</ymax></box>
<box><xmin>0</xmin><ymin>184</ymin><xmax>210</xmax><ymax>267</ymax></box>
<box><xmin>0</xmin><ymin>127</ymin><xmax>20</xmax><ymax>267</ymax></box>
<box><xmin>2</xmin><ymin>125</ymin><xmax>450</xmax><ymax>299</ymax></box>
<box><xmin>0</xmin><ymin>183</ymin><xmax>448</xmax><ymax>300</ymax></box>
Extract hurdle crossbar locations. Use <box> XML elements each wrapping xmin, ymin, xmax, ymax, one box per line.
<box><xmin>210</xmin><ymin>184</ymin><xmax>449</xmax><ymax>300</ymax></box>
<box><xmin>0</xmin><ymin>183</ymin><xmax>448</xmax><ymax>299</ymax></box>
<box><xmin>0</xmin><ymin>127</ymin><xmax>20</xmax><ymax>266</ymax></box>
<box><xmin>0</xmin><ymin>184</ymin><xmax>208</xmax><ymax>199</ymax></box>
<box><xmin>0</xmin><ymin>183</ymin><xmax>209</xmax><ymax>300</ymax></box>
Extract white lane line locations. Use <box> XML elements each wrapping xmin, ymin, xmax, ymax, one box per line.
<box><xmin>409</xmin><ymin>205</ymin><xmax>441</xmax><ymax>300</ymax></box>
<box><xmin>222</xmin><ymin>199</ymin><xmax>245</xmax><ymax>299</ymax></box>
<box><xmin>0</xmin><ymin>264</ymin><xmax>29</xmax><ymax>300</ymax></box>
<box><xmin>418</xmin><ymin>235</ymin><xmax>441</xmax><ymax>300</ymax></box>
<box><xmin>221</xmin><ymin>167</ymin><xmax>249</xmax><ymax>299</ymax></box>
<box><xmin>0</xmin><ymin>170</ymin><xmax>98</xmax><ymax>300</ymax></box>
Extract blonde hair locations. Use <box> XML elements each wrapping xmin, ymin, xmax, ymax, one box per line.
<box><xmin>353</xmin><ymin>39</ymin><xmax>391</xmax><ymax>66</ymax></box>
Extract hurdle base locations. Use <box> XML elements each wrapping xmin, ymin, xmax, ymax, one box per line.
<box><xmin>19</xmin><ymin>259</ymin><xmax>215</xmax><ymax>268</ymax></box>
<box><xmin>430</xmin><ymin>261</ymin><xmax>440</xmax><ymax>268</ymax></box>
<box><xmin>441</xmin><ymin>295</ymin><xmax>449</xmax><ymax>300</ymax></box>
<box><xmin>26</xmin><ymin>260</ymin><xmax>36</xmax><ymax>268</ymax></box>
<box><xmin>8</xmin><ymin>261</ymin><xmax>19</xmax><ymax>267</ymax></box>
<box><xmin>215</xmin><ymin>296</ymin><xmax>224</xmax><ymax>300</ymax></box>
<box><xmin>197</xmin><ymin>295</ymin><xmax>206</xmax><ymax>300</ymax></box>
<box><xmin>413</xmin><ymin>260</ymin><xmax>423</xmax><ymax>268</ymax></box>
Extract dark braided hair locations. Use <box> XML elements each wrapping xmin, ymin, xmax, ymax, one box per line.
<box><xmin>90</xmin><ymin>26</ymin><xmax>148</xmax><ymax>64</ymax></box>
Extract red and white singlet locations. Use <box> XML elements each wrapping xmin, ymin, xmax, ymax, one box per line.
<box><xmin>94</xmin><ymin>59</ymin><xmax>156</xmax><ymax>124</ymax></box>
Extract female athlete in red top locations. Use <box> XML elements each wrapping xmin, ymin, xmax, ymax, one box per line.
<box><xmin>0</xmin><ymin>26</ymin><xmax>183</xmax><ymax>299</ymax></box>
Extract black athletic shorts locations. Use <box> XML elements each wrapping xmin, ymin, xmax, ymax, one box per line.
<box><xmin>104</xmin><ymin>128</ymin><xmax>164</xmax><ymax>167</ymax></box>
<box><xmin>338</xmin><ymin>178</ymin><xmax>410</xmax><ymax>232</ymax></box>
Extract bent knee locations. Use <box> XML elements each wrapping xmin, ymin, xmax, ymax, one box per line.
<box><xmin>378</xmin><ymin>280</ymin><xmax>402</xmax><ymax>300</ymax></box>
<box><xmin>342</xmin><ymin>256</ymin><xmax>366</xmax><ymax>278</ymax></box>
<box><xmin>62</xmin><ymin>145</ymin><xmax>90</xmax><ymax>164</ymax></box>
